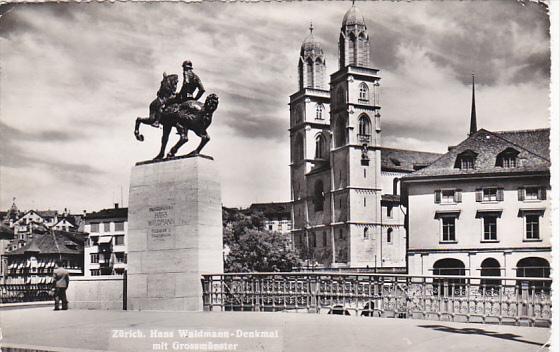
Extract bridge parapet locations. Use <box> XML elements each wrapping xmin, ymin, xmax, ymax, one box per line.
<box><xmin>201</xmin><ymin>272</ymin><xmax>552</xmax><ymax>327</ymax></box>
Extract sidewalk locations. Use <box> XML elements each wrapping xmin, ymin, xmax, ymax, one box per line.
<box><xmin>0</xmin><ymin>307</ymin><xmax>551</xmax><ymax>352</ymax></box>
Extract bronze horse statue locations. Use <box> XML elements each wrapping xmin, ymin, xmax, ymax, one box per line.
<box><xmin>134</xmin><ymin>73</ymin><xmax>219</xmax><ymax>160</ymax></box>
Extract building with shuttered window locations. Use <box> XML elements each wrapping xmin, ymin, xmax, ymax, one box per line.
<box><xmin>401</xmin><ymin>128</ymin><xmax>551</xmax><ymax>279</ymax></box>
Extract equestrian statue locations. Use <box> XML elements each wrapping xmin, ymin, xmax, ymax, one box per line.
<box><xmin>134</xmin><ymin>60</ymin><xmax>218</xmax><ymax>160</ymax></box>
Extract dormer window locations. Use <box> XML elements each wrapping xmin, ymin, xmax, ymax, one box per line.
<box><xmin>496</xmin><ymin>147</ymin><xmax>519</xmax><ymax>168</ymax></box>
<box><xmin>454</xmin><ymin>150</ymin><xmax>477</xmax><ymax>170</ymax></box>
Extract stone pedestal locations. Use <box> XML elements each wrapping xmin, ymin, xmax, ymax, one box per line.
<box><xmin>127</xmin><ymin>155</ymin><xmax>223</xmax><ymax>311</ymax></box>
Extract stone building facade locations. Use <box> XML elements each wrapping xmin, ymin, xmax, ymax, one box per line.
<box><xmin>402</xmin><ymin>128</ymin><xmax>551</xmax><ymax>279</ymax></box>
<box><xmin>83</xmin><ymin>205</ymin><xmax>128</xmax><ymax>276</ymax></box>
<box><xmin>289</xmin><ymin>5</ymin><xmax>440</xmax><ymax>270</ymax></box>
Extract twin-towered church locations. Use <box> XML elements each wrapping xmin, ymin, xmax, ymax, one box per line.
<box><xmin>289</xmin><ymin>3</ymin><xmax>551</xmax><ymax>276</ymax></box>
<box><xmin>289</xmin><ymin>3</ymin><xmax>441</xmax><ymax>270</ymax></box>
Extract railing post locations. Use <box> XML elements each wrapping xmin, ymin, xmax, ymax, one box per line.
<box><xmin>309</xmin><ymin>275</ymin><xmax>319</xmax><ymax>313</ymax></box>
<box><xmin>519</xmin><ymin>281</ymin><xmax>529</xmax><ymax>326</ymax></box>
<box><xmin>122</xmin><ymin>270</ymin><xmax>127</xmax><ymax>311</ymax></box>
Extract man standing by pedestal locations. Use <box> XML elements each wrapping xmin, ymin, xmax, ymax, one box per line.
<box><xmin>53</xmin><ymin>260</ymin><xmax>69</xmax><ymax>311</ymax></box>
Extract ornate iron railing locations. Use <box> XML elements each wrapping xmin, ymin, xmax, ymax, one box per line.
<box><xmin>201</xmin><ymin>272</ymin><xmax>552</xmax><ymax>327</ymax></box>
<box><xmin>0</xmin><ymin>283</ymin><xmax>53</xmax><ymax>303</ymax></box>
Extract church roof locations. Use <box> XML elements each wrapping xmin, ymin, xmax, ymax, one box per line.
<box><xmin>380</xmin><ymin>147</ymin><xmax>442</xmax><ymax>173</ymax></box>
<box><xmin>342</xmin><ymin>4</ymin><xmax>366</xmax><ymax>27</ymax></box>
<box><xmin>300</xmin><ymin>25</ymin><xmax>324</xmax><ymax>58</ymax></box>
<box><xmin>402</xmin><ymin>128</ymin><xmax>550</xmax><ymax>180</ymax></box>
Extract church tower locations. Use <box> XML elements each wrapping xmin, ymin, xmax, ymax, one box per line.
<box><xmin>290</xmin><ymin>24</ymin><xmax>331</xmax><ymax>261</ymax></box>
<box><xmin>329</xmin><ymin>3</ymin><xmax>383</xmax><ymax>268</ymax></box>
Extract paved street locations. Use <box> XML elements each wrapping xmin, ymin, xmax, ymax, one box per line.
<box><xmin>0</xmin><ymin>307</ymin><xmax>551</xmax><ymax>352</ymax></box>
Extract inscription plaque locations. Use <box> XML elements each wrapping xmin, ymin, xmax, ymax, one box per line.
<box><xmin>148</xmin><ymin>205</ymin><xmax>175</xmax><ymax>247</ymax></box>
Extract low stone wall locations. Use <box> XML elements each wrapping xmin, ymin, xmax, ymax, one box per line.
<box><xmin>66</xmin><ymin>275</ymin><xmax>124</xmax><ymax>310</ymax></box>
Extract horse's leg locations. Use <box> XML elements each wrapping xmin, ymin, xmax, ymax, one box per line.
<box><xmin>189</xmin><ymin>131</ymin><xmax>210</xmax><ymax>156</ymax></box>
<box><xmin>167</xmin><ymin>130</ymin><xmax>189</xmax><ymax>158</ymax></box>
<box><xmin>154</xmin><ymin>124</ymin><xmax>171</xmax><ymax>160</ymax></box>
<box><xmin>134</xmin><ymin>117</ymin><xmax>149</xmax><ymax>142</ymax></box>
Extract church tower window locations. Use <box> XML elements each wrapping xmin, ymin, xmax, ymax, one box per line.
<box><xmin>315</xmin><ymin>134</ymin><xmax>326</xmax><ymax>159</ymax></box>
<box><xmin>335</xmin><ymin>117</ymin><xmax>346</xmax><ymax>147</ymax></box>
<box><xmin>359</xmin><ymin>83</ymin><xmax>369</xmax><ymax>102</ymax></box>
<box><xmin>315</xmin><ymin>104</ymin><xmax>324</xmax><ymax>120</ymax></box>
<box><xmin>314</xmin><ymin>180</ymin><xmax>325</xmax><ymax>211</ymax></box>
<box><xmin>294</xmin><ymin>134</ymin><xmax>304</xmax><ymax>162</ymax></box>
<box><xmin>358</xmin><ymin>114</ymin><xmax>371</xmax><ymax>143</ymax></box>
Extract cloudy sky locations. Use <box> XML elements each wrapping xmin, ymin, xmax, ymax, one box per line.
<box><xmin>0</xmin><ymin>1</ymin><xmax>551</xmax><ymax>213</ymax></box>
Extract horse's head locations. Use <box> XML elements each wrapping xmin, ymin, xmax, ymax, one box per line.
<box><xmin>159</xmin><ymin>72</ymin><xmax>179</xmax><ymax>98</ymax></box>
<box><xmin>204</xmin><ymin>93</ymin><xmax>219</xmax><ymax>113</ymax></box>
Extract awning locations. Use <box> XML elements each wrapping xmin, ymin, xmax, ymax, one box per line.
<box><xmin>98</xmin><ymin>236</ymin><xmax>112</xmax><ymax>244</ymax></box>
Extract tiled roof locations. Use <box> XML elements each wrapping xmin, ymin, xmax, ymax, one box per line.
<box><xmin>36</xmin><ymin>210</ymin><xmax>58</xmax><ymax>219</ymax></box>
<box><xmin>380</xmin><ymin>147</ymin><xmax>442</xmax><ymax>173</ymax></box>
<box><xmin>6</xmin><ymin>231</ymin><xmax>85</xmax><ymax>256</ymax></box>
<box><xmin>85</xmin><ymin>207</ymin><xmax>128</xmax><ymax>221</ymax></box>
<box><xmin>0</xmin><ymin>223</ymin><xmax>14</xmax><ymax>240</ymax></box>
<box><xmin>403</xmin><ymin>128</ymin><xmax>550</xmax><ymax>179</ymax></box>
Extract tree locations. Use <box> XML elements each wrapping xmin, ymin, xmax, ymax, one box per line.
<box><xmin>222</xmin><ymin>207</ymin><xmax>300</xmax><ymax>272</ymax></box>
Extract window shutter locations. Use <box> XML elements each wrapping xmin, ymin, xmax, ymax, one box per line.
<box><xmin>475</xmin><ymin>189</ymin><xmax>482</xmax><ymax>202</ymax></box>
<box><xmin>539</xmin><ymin>187</ymin><xmax>547</xmax><ymax>200</ymax></box>
<box><xmin>497</xmin><ymin>188</ymin><xmax>504</xmax><ymax>202</ymax></box>
<box><xmin>454</xmin><ymin>189</ymin><xmax>462</xmax><ymax>203</ymax></box>
<box><xmin>518</xmin><ymin>187</ymin><xmax>525</xmax><ymax>201</ymax></box>
<box><xmin>434</xmin><ymin>190</ymin><xmax>441</xmax><ymax>204</ymax></box>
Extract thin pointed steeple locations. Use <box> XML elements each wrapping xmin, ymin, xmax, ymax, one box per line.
<box><xmin>469</xmin><ymin>73</ymin><xmax>477</xmax><ymax>136</ymax></box>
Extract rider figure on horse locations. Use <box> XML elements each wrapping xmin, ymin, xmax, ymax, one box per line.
<box><xmin>151</xmin><ymin>60</ymin><xmax>205</xmax><ymax>128</ymax></box>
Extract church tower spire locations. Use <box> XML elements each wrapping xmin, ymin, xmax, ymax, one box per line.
<box><xmin>339</xmin><ymin>2</ymin><xmax>370</xmax><ymax>69</ymax></box>
<box><xmin>298</xmin><ymin>23</ymin><xmax>327</xmax><ymax>90</ymax></box>
<box><xmin>469</xmin><ymin>73</ymin><xmax>477</xmax><ymax>136</ymax></box>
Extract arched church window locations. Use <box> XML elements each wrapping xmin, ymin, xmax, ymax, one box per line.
<box><xmin>314</xmin><ymin>180</ymin><xmax>325</xmax><ymax>211</ymax></box>
<box><xmin>363</xmin><ymin>227</ymin><xmax>369</xmax><ymax>239</ymax></box>
<box><xmin>349</xmin><ymin>32</ymin><xmax>357</xmax><ymax>65</ymax></box>
<box><xmin>387</xmin><ymin>228</ymin><xmax>393</xmax><ymax>243</ymax></box>
<box><xmin>315</xmin><ymin>104</ymin><xmax>324</xmax><ymax>120</ymax></box>
<box><xmin>306</xmin><ymin>58</ymin><xmax>314</xmax><ymax>88</ymax></box>
<box><xmin>294</xmin><ymin>134</ymin><xmax>304</xmax><ymax>162</ymax></box>
<box><xmin>358</xmin><ymin>115</ymin><xmax>371</xmax><ymax>143</ymax></box>
<box><xmin>315</xmin><ymin>134</ymin><xmax>326</xmax><ymax>159</ymax></box>
<box><xmin>359</xmin><ymin>83</ymin><xmax>369</xmax><ymax>102</ymax></box>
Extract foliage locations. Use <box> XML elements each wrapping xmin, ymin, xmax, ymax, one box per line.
<box><xmin>223</xmin><ymin>207</ymin><xmax>299</xmax><ymax>273</ymax></box>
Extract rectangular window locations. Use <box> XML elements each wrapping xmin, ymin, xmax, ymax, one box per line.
<box><xmin>442</xmin><ymin>217</ymin><xmax>456</xmax><ymax>242</ymax></box>
<box><xmin>90</xmin><ymin>223</ymin><xmax>99</xmax><ymax>232</ymax></box>
<box><xmin>90</xmin><ymin>253</ymin><xmax>99</xmax><ymax>264</ymax></box>
<box><xmin>90</xmin><ymin>269</ymin><xmax>100</xmax><ymax>276</ymax></box>
<box><xmin>114</xmin><ymin>235</ymin><xmax>125</xmax><ymax>246</ymax></box>
<box><xmin>526</xmin><ymin>215</ymin><xmax>540</xmax><ymax>240</ymax></box>
<box><xmin>525</xmin><ymin>187</ymin><xmax>539</xmax><ymax>200</ymax></box>
<box><xmin>441</xmin><ymin>190</ymin><xmax>455</xmax><ymax>204</ymax></box>
<box><xmin>114</xmin><ymin>222</ymin><xmax>125</xmax><ymax>231</ymax></box>
<box><xmin>483</xmin><ymin>216</ymin><xmax>497</xmax><ymax>241</ymax></box>
<box><xmin>483</xmin><ymin>188</ymin><xmax>497</xmax><ymax>201</ymax></box>
<box><xmin>115</xmin><ymin>252</ymin><xmax>126</xmax><ymax>263</ymax></box>
<box><xmin>103</xmin><ymin>222</ymin><xmax>110</xmax><ymax>232</ymax></box>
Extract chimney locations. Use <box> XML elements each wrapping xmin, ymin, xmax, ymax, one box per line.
<box><xmin>114</xmin><ymin>203</ymin><xmax>119</xmax><ymax>209</ymax></box>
